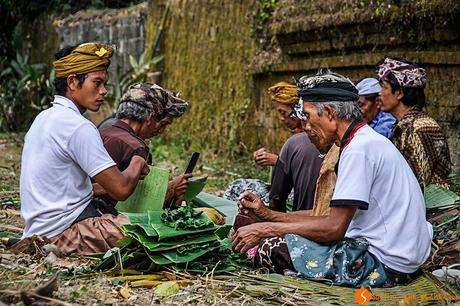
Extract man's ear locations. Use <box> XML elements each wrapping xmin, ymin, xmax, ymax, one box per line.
<box><xmin>146</xmin><ymin>112</ymin><xmax>155</xmax><ymax>126</ymax></box>
<box><xmin>396</xmin><ymin>88</ymin><xmax>404</xmax><ymax>101</ymax></box>
<box><xmin>67</xmin><ymin>74</ymin><xmax>79</xmax><ymax>92</ymax></box>
<box><xmin>324</xmin><ymin>105</ymin><xmax>336</xmax><ymax>121</ymax></box>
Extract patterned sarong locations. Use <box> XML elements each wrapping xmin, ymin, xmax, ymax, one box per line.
<box><xmin>254</xmin><ymin>235</ymin><xmax>419</xmax><ymax>288</ymax></box>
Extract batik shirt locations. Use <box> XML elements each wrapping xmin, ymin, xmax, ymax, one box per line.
<box><xmin>368</xmin><ymin>111</ymin><xmax>396</xmax><ymax>138</ymax></box>
<box><xmin>390</xmin><ymin>107</ymin><xmax>452</xmax><ymax>187</ymax></box>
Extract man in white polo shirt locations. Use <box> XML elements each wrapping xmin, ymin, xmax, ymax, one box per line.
<box><xmin>231</xmin><ymin>70</ymin><xmax>432</xmax><ymax>288</ymax></box>
<box><xmin>20</xmin><ymin>43</ymin><xmax>149</xmax><ymax>255</ymax></box>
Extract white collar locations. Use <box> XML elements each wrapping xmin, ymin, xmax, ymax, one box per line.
<box><xmin>52</xmin><ymin>95</ymin><xmax>81</xmax><ymax>114</ymax></box>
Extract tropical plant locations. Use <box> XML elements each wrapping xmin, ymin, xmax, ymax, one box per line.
<box><xmin>0</xmin><ymin>48</ymin><xmax>53</xmax><ymax>131</ymax></box>
<box><xmin>106</xmin><ymin>51</ymin><xmax>164</xmax><ymax>108</ymax></box>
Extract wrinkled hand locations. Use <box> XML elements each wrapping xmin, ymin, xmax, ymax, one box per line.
<box><xmin>169</xmin><ymin>173</ymin><xmax>193</xmax><ymax>198</ymax></box>
<box><xmin>253</xmin><ymin>148</ymin><xmax>278</xmax><ymax>167</ymax></box>
<box><xmin>238</xmin><ymin>191</ymin><xmax>271</xmax><ymax>222</ymax></box>
<box><xmin>232</xmin><ymin>222</ymin><xmax>265</xmax><ymax>253</ymax></box>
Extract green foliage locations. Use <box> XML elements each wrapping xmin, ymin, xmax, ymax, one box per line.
<box><xmin>87</xmin><ymin>209</ymin><xmax>250</xmax><ymax>274</ymax></box>
<box><xmin>148</xmin><ymin>134</ymin><xmax>270</xmax><ymax>191</ymax></box>
<box><xmin>258</xmin><ymin>0</ymin><xmax>279</xmax><ymax>22</ymax></box>
<box><xmin>161</xmin><ymin>0</ymin><xmax>257</xmax><ymax>161</ymax></box>
<box><xmin>424</xmin><ymin>184</ymin><xmax>460</xmax><ymax>210</ymax></box>
<box><xmin>106</xmin><ymin>51</ymin><xmax>164</xmax><ymax>108</ymax></box>
<box><xmin>0</xmin><ymin>28</ymin><xmax>54</xmax><ymax>131</ymax></box>
<box><xmin>161</xmin><ymin>206</ymin><xmax>212</xmax><ymax>230</ymax></box>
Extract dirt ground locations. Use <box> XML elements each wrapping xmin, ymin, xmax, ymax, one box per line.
<box><xmin>1</xmin><ymin>133</ymin><xmax>459</xmax><ymax>305</ymax></box>
<box><xmin>0</xmin><ymin>134</ymin><xmax>254</xmax><ymax>305</ymax></box>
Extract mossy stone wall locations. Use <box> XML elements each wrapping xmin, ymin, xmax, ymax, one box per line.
<box><xmin>253</xmin><ymin>0</ymin><xmax>460</xmax><ymax>175</ymax></box>
<box><xmin>156</xmin><ymin>0</ymin><xmax>258</xmax><ymax>158</ymax></box>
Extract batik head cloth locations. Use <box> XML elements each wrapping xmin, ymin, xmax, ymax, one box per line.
<box><xmin>268</xmin><ymin>82</ymin><xmax>298</xmax><ymax>105</ymax></box>
<box><xmin>53</xmin><ymin>43</ymin><xmax>113</xmax><ymax>78</ymax></box>
<box><xmin>377</xmin><ymin>58</ymin><xmax>426</xmax><ymax>88</ymax></box>
<box><xmin>293</xmin><ymin>70</ymin><xmax>359</xmax><ymax>120</ymax></box>
<box><xmin>119</xmin><ymin>83</ymin><xmax>188</xmax><ymax>120</ymax></box>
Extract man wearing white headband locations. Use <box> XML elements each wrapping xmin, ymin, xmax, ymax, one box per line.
<box><xmin>356</xmin><ymin>78</ymin><xmax>395</xmax><ymax>138</ymax></box>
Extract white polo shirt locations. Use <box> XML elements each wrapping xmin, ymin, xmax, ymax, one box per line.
<box><xmin>20</xmin><ymin>95</ymin><xmax>116</xmax><ymax>238</ymax></box>
<box><xmin>331</xmin><ymin>124</ymin><xmax>432</xmax><ymax>274</ymax></box>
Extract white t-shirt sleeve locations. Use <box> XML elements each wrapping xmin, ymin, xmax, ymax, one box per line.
<box><xmin>331</xmin><ymin>149</ymin><xmax>374</xmax><ymax>210</ymax></box>
<box><xmin>67</xmin><ymin>123</ymin><xmax>116</xmax><ymax>178</ymax></box>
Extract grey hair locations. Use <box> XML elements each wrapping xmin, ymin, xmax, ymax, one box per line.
<box><xmin>116</xmin><ymin>101</ymin><xmax>151</xmax><ymax>122</ymax></box>
<box><xmin>315</xmin><ymin>101</ymin><xmax>363</xmax><ymax>121</ymax></box>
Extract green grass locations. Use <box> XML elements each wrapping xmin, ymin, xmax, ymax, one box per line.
<box><xmin>147</xmin><ymin>136</ymin><xmax>271</xmax><ymax>191</ymax></box>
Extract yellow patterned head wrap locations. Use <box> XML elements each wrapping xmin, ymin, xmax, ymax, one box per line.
<box><xmin>53</xmin><ymin>43</ymin><xmax>113</xmax><ymax>78</ymax></box>
<box><xmin>268</xmin><ymin>82</ymin><xmax>298</xmax><ymax>105</ymax></box>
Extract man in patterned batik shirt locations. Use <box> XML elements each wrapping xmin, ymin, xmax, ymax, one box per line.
<box><xmin>377</xmin><ymin>58</ymin><xmax>452</xmax><ymax>187</ymax></box>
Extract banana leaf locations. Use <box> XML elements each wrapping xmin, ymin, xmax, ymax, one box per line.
<box><xmin>214</xmin><ymin>224</ymin><xmax>232</xmax><ymax>239</ymax></box>
<box><xmin>145</xmin><ymin>250</ymin><xmax>173</xmax><ymax>265</ymax></box>
<box><xmin>122</xmin><ymin>224</ymin><xmax>220</xmax><ymax>252</ymax></box>
<box><xmin>122</xmin><ymin>212</ymin><xmax>159</xmax><ymax>237</ymax></box>
<box><xmin>172</xmin><ymin>239</ymin><xmax>253</xmax><ymax>273</ymax></box>
<box><xmin>184</xmin><ymin>176</ymin><xmax>207</xmax><ymax>203</ymax></box>
<box><xmin>117</xmin><ymin>166</ymin><xmax>169</xmax><ymax>213</ymax></box>
<box><xmin>191</xmin><ymin>192</ymin><xmax>238</xmax><ymax>224</ymax></box>
<box><xmin>424</xmin><ymin>184</ymin><xmax>460</xmax><ymax>210</ymax></box>
<box><xmin>161</xmin><ymin>242</ymin><xmax>222</xmax><ymax>264</ymax></box>
<box><xmin>148</xmin><ymin>210</ymin><xmax>216</xmax><ymax>241</ymax></box>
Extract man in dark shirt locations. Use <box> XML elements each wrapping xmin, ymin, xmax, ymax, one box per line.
<box><xmin>225</xmin><ymin>82</ymin><xmax>323</xmax><ymax>212</ymax></box>
<box><xmin>97</xmin><ymin>83</ymin><xmax>190</xmax><ymax>209</ymax></box>
<box><xmin>269</xmin><ymin>132</ymin><xmax>323</xmax><ymax>211</ymax></box>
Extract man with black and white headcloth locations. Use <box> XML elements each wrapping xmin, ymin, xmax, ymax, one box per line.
<box><xmin>231</xmin><ymin>70</ymin><xmax>432</xmax><ymax>288</ymax></box>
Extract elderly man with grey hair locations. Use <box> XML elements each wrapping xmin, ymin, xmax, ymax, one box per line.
<box><xmin>232</xmin><ymin>70</ymin><xmax>432</xmax><ymax>288</ymax></box>
<box><xmin>96</xmin><ymin>83</ymin><xmax>190</xmax><ymax>211</ymax></box>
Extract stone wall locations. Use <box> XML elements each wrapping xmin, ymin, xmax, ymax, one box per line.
<box><xmin>158</xmin><ymin>0</ymin><xmax>258</xmax><ymax>158</ymax></box>
<box><xmin>54</xmin><ymin>3</ymin><xmax>148</xmax><ymax>85</ymax></box>
<box><xmin>21</xmin><ymin>0</ymin><xmax>460</xmax><ymax>175</ymax></box>
<box><xmin>252</xmin><ymin>0</ymin><xmax>460</xmax><ymax>175</ymax></box>
<box><xmin>44</xmin><ymin>3</ymin><xmax>149</xmax><ymax>123</ymax></box>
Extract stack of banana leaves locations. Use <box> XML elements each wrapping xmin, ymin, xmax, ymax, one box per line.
<box><xmin>92</xmin><ymin>206</ymin><xmax>252</xmax><ymax>274</ymax></box>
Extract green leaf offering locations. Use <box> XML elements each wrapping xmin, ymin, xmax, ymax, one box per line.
<box><xmin>160</xmin><ymin>206</ymin><xmax>213</xmax><ymax>231</ymax></box>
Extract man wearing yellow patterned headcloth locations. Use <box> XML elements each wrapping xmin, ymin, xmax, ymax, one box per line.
<box><xmin>20</xmin><ymin>43</ymin><xmax>150</xmax><ymax>255</ymax></box>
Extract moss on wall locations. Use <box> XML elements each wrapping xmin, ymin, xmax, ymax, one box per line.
<box><xmin>253</xmin><ymin>0</ymin><xmax>460</xmax><ymax>174</ymax></box>
<box><xmin>156</xmin><ymin>0</ymin><xmax>257</xmax><ymax>159</ymax></box>
<box><xmin>23</xmin><ymin>14</ymin><xmax>59</xmax><ymax>67</ymax></box>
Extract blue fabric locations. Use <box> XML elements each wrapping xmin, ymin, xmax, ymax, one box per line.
<box><xmin>356</xmin><ymin>78</ymin><xmax>381</xmax><ymax>95</ymax></box>
<box><xmin>285</xmin><ymin>234</ymin><xmax>398</xmax><ymax>288</ymax></box>
<box><xmin>369</xmin><ymin>112</ymin><xmax>396</xmax><ymax>138</ymax></box>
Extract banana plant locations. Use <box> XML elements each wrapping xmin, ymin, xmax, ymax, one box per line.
<box><xmin>107</xmin><ymin>51</ymin><xmax>164</xmax><ymax>109</ymax></box>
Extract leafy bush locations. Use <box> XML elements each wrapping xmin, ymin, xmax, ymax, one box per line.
<box><xmin>258</xmin><ymin>0</ymin><xmax>279</xmax><ymax>22</ymax></box>
<box><xmin>106</xmin><ymin>51</ymin><xmax>164</xmax><ymax>107</ymax></box>
<box><xmin>0</xmin><ymin>47</ymin><xmax>53</xmax><ymax>131</ymax></box>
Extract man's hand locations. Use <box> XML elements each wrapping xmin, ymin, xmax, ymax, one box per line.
<box><xmin>169</xmin><ymin>173</ymin><xmax>193</xmax><ymax>198</ymax></box>
<box><xmin>238</xmin><ymin>191</ymin><xmax>271</xmax><ymax>222</ymax></box>
<box><xmin>232</xmin><ymin>222</ymin><xmax>266</xmax><ymax>253</ymax></box>
<box><xmin>253</xmin><ymin>148</ymin><xmax>278</xmax><ymax>167</ymax></box>
<box><xmin>93</xmin><ymin>155</ymin><xmax>148</xmax><ymax>201</ymax></box>
<box><xmin>139</xmin><ymin>159</ymin><xmax>150</xmax><ymax>179</ymax></box>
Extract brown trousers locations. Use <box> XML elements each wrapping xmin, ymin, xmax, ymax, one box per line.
<box><xmin>49</xmin><ymin>214</ymin><xmax>129</xmax><ymax>256</ymax></box>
